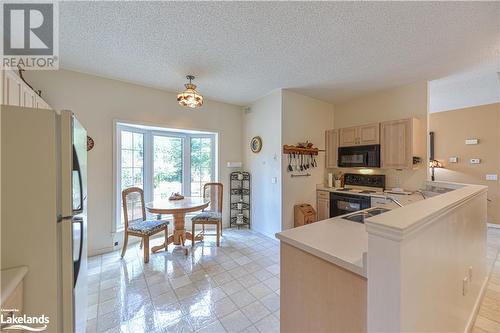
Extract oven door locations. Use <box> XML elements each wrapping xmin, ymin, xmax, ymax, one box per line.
<box><xmin>330</xmin><ymin>193</ymin><xmax>371</xmax><ymax>217</ymax></box>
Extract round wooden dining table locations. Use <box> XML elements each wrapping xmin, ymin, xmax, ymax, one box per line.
<box><xmin>145</xmin><ymin>197</ymin><xmax>209</xmax><ymax>253</ymax></box>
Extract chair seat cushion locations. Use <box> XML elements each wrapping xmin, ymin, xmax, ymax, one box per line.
<box><xmin>128</xmin><ymin>220</ymin><xmax>169</xmax><ymax>235</ymax></box>
<box><xmin>192</xmin><ymin>211</ymin><xmax>222</xmax><ymax>222</ymax></box>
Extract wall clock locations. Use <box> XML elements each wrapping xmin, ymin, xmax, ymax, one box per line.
<box><xmin>87</xmin><ymin>136</ymin><xmax>95</xmax><ymax>151</ymax></box>
<box><xmin>250</xmin><ymin>136</ymin><xmax>262</xmax><ymax>153</ymax></box>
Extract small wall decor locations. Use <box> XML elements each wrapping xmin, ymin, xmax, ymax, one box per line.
<box><xmin>87</xmin><ymin>136</ymin><xmax>95</xmax><ymax>151</ymax></box>
<box><xmin>250</xmin><ymin>136</ymin><xmax>262</xmax><ymax>153</ymax></box>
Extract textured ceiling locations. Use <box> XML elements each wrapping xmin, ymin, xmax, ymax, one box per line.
<box><xmin>59</xmin><ymin>2</ymin><xmax>500</xmax><ymax>106</ymax></box>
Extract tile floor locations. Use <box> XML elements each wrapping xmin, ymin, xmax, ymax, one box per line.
<box><xmin>87</xmin><ymin>226</ymin><xmax>500</xmax><ymax>333</ymax></box>
<box><xmin>86</xmin><ymin>228</ymin><xmax>280</xmax><ymax>333</ymax></box>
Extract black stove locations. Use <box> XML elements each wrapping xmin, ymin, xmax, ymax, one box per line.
<box><xmin>330</xmin><ymin>174</ymin><xmax>386</xmax><ymax>218</ymax></box>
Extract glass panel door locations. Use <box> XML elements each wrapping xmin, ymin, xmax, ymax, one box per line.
<box><xmin>190</xmin><ymin>137</ymin><xmax>213</xmax><ymax>197</ymax></box>
<box><xmin>120</xmin><ymin>130</ymin><xmax>144</xmax><ymax>227</ymax></box>
<box><xmin>153</xmin><ymin>135</ymin><xmax>183</xmax><ymax>200</ymax></box>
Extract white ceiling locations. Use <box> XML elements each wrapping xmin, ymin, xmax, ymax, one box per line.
<box><xmin>59</xmin><ymin>2</ymin><xmax>500</xmax><ymax>106</ymax></box>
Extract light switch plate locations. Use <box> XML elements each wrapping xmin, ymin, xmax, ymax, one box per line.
<box><xmin>486</xmin><ymin>174</ymin><xmax>498</xmax><ymax>181</ymax></box>
<box><xmin>466</xmin><ymin>139</ymin><xmax>479</xmax><ymax>145</ymax></box>
<box><xmin>449</xmin><ymin>157</ymin><xmax>458</xmax><ymax>163</ymax></box>
<box><xmin>470</xmin><ymin>158</ymin><xmax>481</xmax><ymax>164</ymax></box>
<box><xmin>271</xmin><ymin>177</ymin><xmax>277</xmax><ymax>184</ymax></box>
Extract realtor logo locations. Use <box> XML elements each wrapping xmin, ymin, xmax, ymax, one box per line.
<box><xmin>1</xmin><ymin>1</ymin><xmax>59</xmax><ymax>70</ymax></box>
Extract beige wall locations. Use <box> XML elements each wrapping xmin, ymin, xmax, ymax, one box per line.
<box><xmin>25</xmin><ymin>69</ymin><xmax>243</xmax><ymax>255</ymax></box>
<box><xmin>429</xmin><ymin>103</ymin><xmax>500</xmax><ymax>224</ymax></box>
<box><xmin>281</xmin><ymin>90</ymin><xmax>334</xmax><ymax>230</ymax></box>
<box><xmin>243</xmin><ymin>90</ymin><xmax>282</xmax><ymax>238</ymax></box>
<box><xmin>331</xmin><ymin>81</ymin><xmax>429</xmax><ymax>190</ymax></box>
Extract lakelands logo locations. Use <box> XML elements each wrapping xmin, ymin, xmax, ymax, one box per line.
<box><xmin>1</xmin><ymin>1</ymin><xmax>59</xmax><ymax>70</ymax></box>
<box><xmin>1</xmin><ymin>309</ymin><xmax>49</xmax><ymax>331</ymax></box>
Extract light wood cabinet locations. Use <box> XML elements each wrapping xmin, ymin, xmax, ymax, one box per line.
<box><xmin>339</xmin><ymin>126</ymin><xmax>358</xmax><ymax>146</ymax></box>
<box><xmin>281</xmin><ymin>243</ymin><xmax>366</xmax><ymax>332</ymax></box>
<box><xmin>358</xmin><ymin>123</ymin><xmax>380</xmax><ymax>145</ymax></box>
<box><xmin>1</xmin><ymin>70</ymin><xmax>51</xmax><ymax>109</ymax></box>
<box><xmin>339</xmin><ymin>123</ymin><xmax>379</xmax><ymax>147</ymax></box>
<box><xmin>380</xmin><ymin>118</ymin><xmax>423</xmax><ymax>169</ymax></box>
<box><xmin>317</xmin><ymin>190</ymin><xmax>330</xmax><ymax>221</ymax></box>
<box><xmin>325</xmin><ymin>129</ymin><xmax>338</xmax><ymax>168</ymax></box>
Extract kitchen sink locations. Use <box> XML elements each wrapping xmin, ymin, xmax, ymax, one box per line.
<box><xmin>342</xmin><ymin>207</ymin><xmax>391</xmax><ymax>224</ymax></box>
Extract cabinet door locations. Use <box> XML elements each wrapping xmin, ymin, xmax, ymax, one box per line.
<box><xmin>339</xmin><ymin>127</ymin><xmax>358</xmax><ymax>147</ymax></box>
<box><xmin>380</xmin><ymin>119</ymin><xmax>412</xmax><ymax>169</ymax></box>
<box><xmin>358</xmin><ymin>123</ymin><xmax>380</xmax><ymax>145</ymax></box>
<box><xmin>316</xmin><ymin>198</ymin><xmax>330</xmax><ymax>221</ymax></box>
<box><xmin>3</xmin><ymin>71</ymin><xmax>22</xmax><ymax>106</ymax></box>
<box><xmin>325</xmin><ymin>129</ymin><xmax>338</xmax><ymax>168</ymax></box>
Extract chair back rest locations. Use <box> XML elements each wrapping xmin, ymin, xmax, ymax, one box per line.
<box><xmin>122</xmin><ymin>187</ymin><xmax>146</xmax><ymax>229</ymax></box>
<box><xmin>203</xmin><ymin>182</ymin><xmax>223</xmax><ymax>214</ymax></box>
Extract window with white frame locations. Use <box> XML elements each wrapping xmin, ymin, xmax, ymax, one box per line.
<box><xmin>115</xmin><ymin>123</ymin><xmax>217</xmax><ymax>230</ymax></box>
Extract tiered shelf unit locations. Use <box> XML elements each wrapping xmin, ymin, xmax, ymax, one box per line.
<box><xmin>230</xmin><ymin>171</ymin><xmax>251</xmax><ymax>228</ymax></box>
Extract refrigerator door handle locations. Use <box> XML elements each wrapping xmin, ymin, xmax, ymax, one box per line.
<box><xmin>73</xmin><ymin>217</ymin><xmax>84</xmax><ymax>287</ymax></box>
<box><xmin>73</xmin><ymin>145</ymin><xmax>84</xmax><ymax>214</ymax></box>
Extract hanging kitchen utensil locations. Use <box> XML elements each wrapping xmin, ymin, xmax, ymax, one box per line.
<box><xmin>300</xmin><ymin>154</ymin><xmax>304</xmax><ymax>171</ymax></box>
<box><xmin>287</xmin><ymin>153</ymin><xmax>293</xmax><ymax>172</ymax></box>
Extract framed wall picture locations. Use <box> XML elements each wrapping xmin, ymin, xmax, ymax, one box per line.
<box><xmin>250</xmin><ymin>136</ymin><xmax>262</xmax><ymax>153</ymax></box>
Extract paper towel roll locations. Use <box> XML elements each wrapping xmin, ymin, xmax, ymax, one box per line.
<box><xmin>328</xmin><ymin>173</ymin><xmax>333</xmax><ymax>188</ymax></box>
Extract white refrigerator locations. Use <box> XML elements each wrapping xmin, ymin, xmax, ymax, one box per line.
<box><xmin>1</xmin><ymin>105</ymin><xmax>87</xmax><ymax>333</ymax></box>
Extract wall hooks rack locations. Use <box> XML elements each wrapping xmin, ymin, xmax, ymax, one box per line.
<box><xmin>283</xmin><ymin>145</ymin><xmax>321</xmax><ymax>155</ymax></box>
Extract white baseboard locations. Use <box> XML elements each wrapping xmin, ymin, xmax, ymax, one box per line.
<box><xmin>88</xmin><ymin>246</ymin><xmax>114</xmax><ymax>257</ymax></box>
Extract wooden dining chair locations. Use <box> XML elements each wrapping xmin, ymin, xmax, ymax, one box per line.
<box><xmin>121</xmin><ymin>187</ymin><xmax>169</xmax><ymax>263</ymax></box>
<box><xmin>191</xmin><ymin>183</ymin><xmax>223</xmax><ymax>247</ymax></box>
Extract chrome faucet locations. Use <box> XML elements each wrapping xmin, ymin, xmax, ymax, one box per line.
<box><xmin>384</xmin><ymin>195</ymin><xmax>404</xmax><ymax>207</ymax></box>
<box><xmin>415</xmin><ymin>190</ymin><xmax>427</xmax><ymax>199</ymax></box>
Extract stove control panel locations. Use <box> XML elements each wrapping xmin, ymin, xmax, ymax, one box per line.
<box><xmin>344</xmin><ymin>173</ymin><xmax>386</xmax><ymax>189</ymax></box>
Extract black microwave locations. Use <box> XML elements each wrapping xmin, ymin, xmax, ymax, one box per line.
<box><xmin>338</xmin><ymin>144</ymin><xmax>380</xmax><ymax>168</ymax></box>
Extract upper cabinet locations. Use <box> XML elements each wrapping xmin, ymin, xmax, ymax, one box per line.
<box><xmin>325</xmin><ymin>129</ymin><xmax>338</xmax><ymax>168</ymax></box>
<box><xmin>339</xmin><ymin>123</ymin><xmax>379</xmax><ymax>147</ymax></box>
<box><xmin>1</xmin><ymin>70</ymin><xmax>51</xmax><ymax>109</ymax></box>
<box><xmin>380</xmin><ymin>118</ymin><xmax>423</xmax><ymax>169</ymax></box>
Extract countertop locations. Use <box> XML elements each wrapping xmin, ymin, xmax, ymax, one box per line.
<box><xmin>276</xmin><ymin>188</ymin><xmax>425</xmax><ymax>277</ymax></box>
<box><xmin>1</xmin><ymin>266</ymin><xmax>28</xmax><ymax>304</ymax></box>
<box><xmin>276</xmin><ymin>216</ymin><xmax>369</xmax><ymax>277</ymax></box>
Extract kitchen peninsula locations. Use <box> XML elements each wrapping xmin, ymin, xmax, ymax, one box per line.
<box><xmin>276</xmin><ymin>181</ymin><xmax>489</xmax><ymax>332</ymax></box>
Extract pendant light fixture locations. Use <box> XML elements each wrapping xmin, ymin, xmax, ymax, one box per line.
<box><xmin>177</xmin><ymin>75</ymin><xmax>203</xmax><ymax>109</ymax></box>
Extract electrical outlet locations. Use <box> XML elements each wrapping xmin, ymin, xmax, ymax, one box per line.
<box><xmin>463</xmin><ymin>277</ymin><xmax>469</xmax><ymax>296</ymax></box>
<box><xmin>470</xmin><ymin>159</ymin><xmax>481</xmax><ymax>164</ymax></box>
<box><xmin>449</xmin><ymin>157</ymin><xmax>458</xmax><ymax>163</ymax></box>
<box><xmin>466</xmin><ymin>139</ymin><xmax>479</xmax><ymax>145</ymax></box>
<box><xmin>486</xmin><ymin>174</ymin><xmax>498</xmax><ymax>181</ymax></box>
